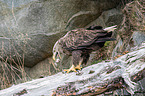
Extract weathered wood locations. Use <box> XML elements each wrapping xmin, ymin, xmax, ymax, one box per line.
<box><xmin>0</xmin><ymin>43</ymin><xmax>145</xmax><ymax>96</ymax></box>
<box><xmin>52</xmin><ymin>42</ymin><xmax>145</xmax><ymax>95</ymax></box>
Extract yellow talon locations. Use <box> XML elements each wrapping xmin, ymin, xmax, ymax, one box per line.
<box><xmin>52</xmin><ymin>52</ymin><xmax>56</xmax><ymax>60</ymax></box>
<box><xmin>64</xmin><ymin>65</ymin><xmax>77</xmax><ymax>73</ymax></box>
<box><xmin>75</xmin><ymin>58</ymin><xmax>83</xmax><ymax>70</ymax></box>
<box><xmin>64</xmin><ymin>59</ymin><xmax>83</xmax><ymax>73</ymax></box>
<box><xmin>75</xmin><ymin>65</ymin><xmax>82</xmax><ymax>70</ymax></box>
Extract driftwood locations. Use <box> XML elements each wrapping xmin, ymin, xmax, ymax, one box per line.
<box><xmin>0</xmin><ymin>43</ymin><xmax>144</xmax><ymax>96</ymax></box>
<box><xmin>52</xmin><ymin>42</ymin><xmax>145</xmax><ymax>95</ymax></box>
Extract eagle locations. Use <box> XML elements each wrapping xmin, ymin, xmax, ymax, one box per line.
<box><xmin>52</xmin><ymin>25</ymin><xmax>117</xmax><ymax>73</ymax></box>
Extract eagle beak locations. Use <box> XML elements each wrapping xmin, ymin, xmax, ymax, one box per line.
<box><xmin>104</xmin><ymin>25</ymin><xmax>117</xmax><ymax>32</ymax></box>
<box><xmin>53</xmin><ymin>52</ymin><xmax>57</xmax><ymax>60</ymax></box>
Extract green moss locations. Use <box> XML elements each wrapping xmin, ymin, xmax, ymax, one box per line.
<box><xmin>104</xmin><ymin>41</ymin><xmax>111</xmax><ymax>47</ymax></box>
<box><xmin>91</xmin><ymin>59</ymin><xmax>103</xmax><ymax>64</ymax></box>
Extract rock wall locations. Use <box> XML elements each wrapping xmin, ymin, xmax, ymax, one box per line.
<box><xmin>0</xmin><ymin>0</ymin><xmax>124</xmax><ymax>68</ymax></box>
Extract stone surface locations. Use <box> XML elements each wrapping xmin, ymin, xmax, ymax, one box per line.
<box><xmin>86</xmin><ymin>8</ymin><xmax>123</xmax><ymax>28</ymax></box>
<box><xmin>112</xmin><ymin>31</ymin><xmax>145</xmax><ymax>57</ymax></box>
<box><xmin>26</xmin><ymin>57</ymin><xmax>58</xmax><ymax>79</ymax></box>
<box><xmin>130</xmin><ymin>32</ymin><xmax>145</xmax><ymax>47</ymax></box>
<box><xmin>0</xmin><ymin>0</ymin><xmax>123</xmax><ymax>67</ymax></box>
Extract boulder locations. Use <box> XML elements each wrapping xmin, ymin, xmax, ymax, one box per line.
<box><xmin>86</xmin><ymin>8</ymin><xmax>123</xmax><ymax>28</ymax></box>
<box><xmin>112</xmin><ymin>31</ymin><xmax>145</xmax><ymax>58</ymax></box>
<box><xmin>0</xmin><ymin>0</ymin><xmax>123</xmax><ymax>67</ymax></box>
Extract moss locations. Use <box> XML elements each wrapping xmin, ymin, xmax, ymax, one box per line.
<box><xmin>104</xmin><ymin>41</ymin><xmax>111</xmax><ymax>47</ymax></box>
<box><xmin>91</xmin><ymin>59</ymin><xmax>103</xmax><ymax>64</ymax></box>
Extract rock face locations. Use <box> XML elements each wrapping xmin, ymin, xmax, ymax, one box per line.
<box><xmin>0</xmin><ymin>0</ymin><xmax>123</xmax><ymax>68</ymax></box>
<box><xmin>112</xmin><ymin>0</ymin><xmax>145</xmax><ymax>58</ymax></box>
<box><xmin>87</xmin><ymin>8</ymin><xmax>123</xmax><ymax>28</ymax></box>
<box><xmin>0</xmin><ymin>41</ymin><xmax>145</xmax><ymax>96</ymax></box>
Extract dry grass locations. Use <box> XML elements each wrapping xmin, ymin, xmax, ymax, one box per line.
<box><xmin>0</xmin><ymin>36</ymin><xmax>31</xmax><ymax>89</ymax></box>
<box><xmin>0</xmin><ymin>46</ymin><xmax>30</xmax><ymax>89</ymax></box>
<box><xmin>0</xmin><ymin>1</ymin><xmax>31</xmax><ymax>90</ymax></box>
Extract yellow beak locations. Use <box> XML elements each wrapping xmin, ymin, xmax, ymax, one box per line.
<box><xmin>52</xmin><ymin>52</ymin><xmax>56</xmax><ymax>60</ymax></box>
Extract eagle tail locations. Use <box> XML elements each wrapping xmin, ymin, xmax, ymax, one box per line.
<box><xmin>104</xmin><ymin>25</ymin><xmax>117</xmax><ymax>32</ymax></box>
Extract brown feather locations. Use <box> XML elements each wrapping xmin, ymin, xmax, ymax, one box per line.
<box><xmin>56</xmin><ymin>26</ymin><xmax>115</xmax><ymax>66</ymax></box>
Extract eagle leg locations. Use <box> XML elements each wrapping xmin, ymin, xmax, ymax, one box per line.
<box><xmin>75</xmin><ymin>65</ymin><xmax>82</xmax><ymax>70</ymax></box>
<box><xmin>75</xmin><ymin>58</ymin><xmax>83</xmax><ymax>70</ymax></box>
<box><xmin>64</xmin><ymin>50</ymin><xmax>83</xmax><ymax>73</ymax></box>
<box><xmin>64</xmin><ymin>58</ymin><xmax>83</xmax><ymax>73</ymax></box>
<box><xmin>64</xmin><ymin>64</ymin><xmax>77</xmax><ymax>73</ymax></box>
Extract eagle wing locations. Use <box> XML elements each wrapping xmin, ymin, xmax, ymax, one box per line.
<box><xmin>59</xmin><ymin>28</ymin><xmax>107</xmax><ymax>50</ymax></box>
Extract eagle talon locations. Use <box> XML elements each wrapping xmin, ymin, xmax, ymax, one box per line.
<box><xmin>63</xmin><ymin>65</ymin><xmax>77</xmax><ymax>73</ymax></box>
<box><xmin>63</xmin><ymin>64</ymin><xmax>83</xmax><ymax>73</ymax></box>
<box><xmin>75</xmin><ymin>65</ymin><xmax>82</xmax><ymax>70</ymax></box>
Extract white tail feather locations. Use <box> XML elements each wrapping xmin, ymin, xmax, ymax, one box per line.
<box><xmin>104</xmin><ymin>25</ymin><xmax>117</xmax><ymax>32</ymax></box>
